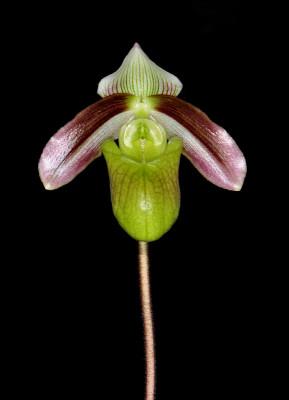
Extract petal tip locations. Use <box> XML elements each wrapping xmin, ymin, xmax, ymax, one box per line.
<box><xmin>232</xmin><ymin>157</ymin><xmax>247</xmax><ymax>191</ymax></box>
<box><xmin>38</xmin><ymin>160</ymin><xmax>54</xmax><ymax>190</ymax></box>
<box><xmin>43</xmin><ymin>182</ymin><xmax>53</xmax><ymax>190</ymax></box>
<box><xmin>41</xmin><ymin>177</ymin><xmax>56</xmax><ymax>190</ymax></box>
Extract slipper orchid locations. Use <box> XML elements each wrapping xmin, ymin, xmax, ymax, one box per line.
<box><xmin>39</xmin><ymin>43</ymin><xmax>246</xmax><ymax>242</ymax></box>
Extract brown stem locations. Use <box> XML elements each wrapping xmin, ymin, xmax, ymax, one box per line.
<box><xmin>138</xmin><ymin>241</ymin><xmax>156</xmax><ymax>400</ymax></box>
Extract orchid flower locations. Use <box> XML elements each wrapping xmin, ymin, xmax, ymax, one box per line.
<box><xmin>39</xmin><ymin>42</ymin><xmax>246</xmax><ymax>242</ymax></box>
<box><xmin>39</xmin><ymin>43</ymin><xmax>246</xmax><ymax>400</ymax></box>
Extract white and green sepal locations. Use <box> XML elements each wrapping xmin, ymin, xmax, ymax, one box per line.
<box><xmin>101</xmin><ymin>119</ymin><xmax>183</xmax><ymax>242</ymax></box>
<box><xmin>97</xmin><ymin>43</ymin><xmax>183</xmax><ymax>98</ymax></box>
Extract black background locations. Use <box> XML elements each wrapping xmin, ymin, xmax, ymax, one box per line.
<box><xmin>8</xmin><ymin>1</ymin><xmax>280</xmax><ymax>399</ymax></box>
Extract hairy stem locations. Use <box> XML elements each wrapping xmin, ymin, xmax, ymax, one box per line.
<box><xmin>138</xmin><ymin>241</ymin><xmax>156</xmax><ymax>400</ymax></box>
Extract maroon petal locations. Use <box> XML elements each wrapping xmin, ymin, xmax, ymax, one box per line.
<box><xmin>148</xmin><ymin>95</ymin><xmax>247</xmax><ymax>190</ymax></box>
<box><xmin>39</xmin><ymin>94</ymin><xmax>135</xmax><ymax>189</ymax></box>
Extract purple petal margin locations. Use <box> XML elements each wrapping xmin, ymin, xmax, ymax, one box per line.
<box><xmin>149</xmin><ymin>95</ymin><xmax>247</xmax><ymax>190</ymax></box>
<box><xmin>39</xmin><ymin>94</ymin><xmax>134</xmax><ymax>190</ymax></box>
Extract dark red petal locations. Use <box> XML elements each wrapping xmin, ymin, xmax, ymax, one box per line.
<box><xmin>148</xmin><ymin>95</ymin><xmax>246</xmax><ymax>190</ymax></box>
<box><xmin>39</xmin><ymin>94</ymin><xmax>134</xmax><ymax>189</ymax></box>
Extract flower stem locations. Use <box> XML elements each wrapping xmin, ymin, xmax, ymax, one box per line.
<box><xmin>138</xmin><ymin>241</ymin><xmax>156</xmax><ymax>400</ymax></box>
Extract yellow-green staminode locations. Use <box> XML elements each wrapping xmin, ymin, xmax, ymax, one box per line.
<box><xmin>118</xmin><ymin>119</ymin><xmax>167</xmax><ymax>163</ymax></box>
<box><xmin>102</xmin><ymin>119</ymin><xmax>183</xmax><ymax>242</ymax></box>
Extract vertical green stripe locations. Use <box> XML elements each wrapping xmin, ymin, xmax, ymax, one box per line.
<box><xmin>97</xmin><ymin>43</ymin><xmax>182</xmax><ymax>98</ymax></box>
